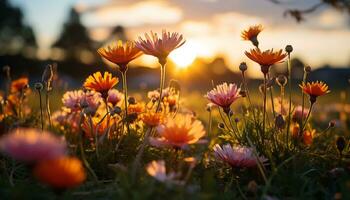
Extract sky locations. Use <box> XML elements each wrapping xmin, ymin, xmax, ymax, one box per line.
<box><xmin>9</xmin><ymin>0</ymin><xmax>350</xmax><ymax>77</ymax></box>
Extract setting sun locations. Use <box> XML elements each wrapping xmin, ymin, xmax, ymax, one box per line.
<box><xmin>169</xmin><ymin>41</ymin><xmax>197</xmax><ymax>69</ymax></box>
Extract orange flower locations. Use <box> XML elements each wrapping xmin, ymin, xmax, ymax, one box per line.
<box><xmin>245</xmin><ymin>48</ymin><xmax>287</xmax><ymax>74</ymax></box>
<box><xmin>241</xmin><ymin>25</ymin><xmax>263</xmax><ymax>47</ymax></box>
<box><xmin>149</xmin><ymin>114</ymin><xmax>205</xmax><ymax>149</ymax></box>
<box><xmin>33</xmin><ymin>156</ymin><xmax>86</xmax><ymax>188</ymax></box>
<box><xmin>81</xmin><ymin>116</ymin><xmax>112</xmax><ymax>138</ymax></box>
<box><xmin>303</xmin><ymin>129</ymin><xmax>316</xmax><ymax>145</ymax></box>
<box><xmin>142</xmin><ymin>111</ymin><xmax>163</xmax><ymax>127</ymax></box>
<box><xmin>299</xmin><ymin>81</ymin><xmax>330</xmax><ymax>103</ymax></box>
<box><xmin>11</xmin><ymin>77</ymin><xmax>29</xmax><ymax>93</ymax></box>
<box><xmin>128</xmin><ymin>103</ymin><xmax>144</xmax><ymax>114</ymax></box>
<box><xmin>83</xmin><ymin>72</ymin><xmax>118</xmax><ymax>98</ymax></box>
<box><xmin>136</xmin><ymin>30</ymin><xmax>185</xmax><ymax>64</ymax></box>
<box><xmin>98</xmin><ymin>40</ymin><xmax>142</xmax><ymax>72</ymax></box>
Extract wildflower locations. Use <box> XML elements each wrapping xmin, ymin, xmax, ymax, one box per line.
<box><xmin>128</xmin><ymin>103</ymin><xmax>144</xmax><ymax>114</ymax></box>
<box><xmin>206</xmin><ymin>83</ymin><xmax>240</xmax><ymax>113</ymax></box>
<box><xmin>52</xmin><ymin>110</ymin><xmax>68</xmax><ymax>127</ymax></box>
<box><xmin>149</xmin><ymin>114</ymin><xmax>205</xmax><ymax>149</ymax></box>
<box><xmin>241</xmin><ymin>25</ymin><xmax>263</xmax><ymax>47</ymax></box>
<box><xmin>136</xmin><ymin>30</ymin><xmax>185</xmax><ymax>65</ymax></box>
<box><xmin>292</xmin><ymin>124</ymin><xmax>300</xmax><ymax>139</ymax></box>
<box><xmin>98</xmin><ymin>40</ymin><xmax>142</xmax><ymax>72</ymax></box>
<box><xmin>107</xmin><ymin>89</ymin><xmax>124</xmax><ymax>106</ymax></box>
<box><xmin>33</xmin><ymin>156</ymin><xmax>86</xmax><ymax>188</ymax></box>
<box><xmin>142</xmin><ymin>111</ymin><xmax>163</xmax><ymax>127</ymax></box>
<box><xmin>213</xmin><ymin>144</ymin><xmax>267</xmax><ymax>168</ymax></box>
<box><xmin>81</xmin><ymin>116</ymin><xmax>111</xmax><ymax>138</ymax></box>
<box><xmin>303</xmin><ymin>129</ymin><xmax>316</xmax><ymax>145</ymax></box>
<box><xmin>11</xmin><ymin>77</ymin><xmax>29</xmax><ymax>93</ymax></box>
<box><xmin>300</xmin><ymin>81</ymin><xmax>330</xmax><ymax>103</ymax></box>
<box><xmin>83</xmin><ymin>71</ymin><xmax>118</xmax><ymax>98</ymax></box>
<box><xmin>245</xmin><ymin>48</ymin><xmax>287</xmax><ymax>75</ymax></box>
<box><xmin>62</xmin><ymin>90</ymin><xmax>101</xmax><ymax>113</ymax></box>
<box><xmin>0</xmin><ymin>128</ymin><xmax>66</xmax><ymax>162</ymax></box>
<box><xmin>146</xmin><ymin>160</ymin><xmax>180</xmax><ymax>183</ymax></box>
<box><xmin>292</xmin><ymin>106</ymin><xmax>309</xmax><ymax>122</ymax></box>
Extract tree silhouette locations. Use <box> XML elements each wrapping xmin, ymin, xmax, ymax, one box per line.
<box><xmin>0</xmin><ymin>0</ymin><xmax>37</xmax><ymax>55</ymax></box>
<box><xmin>52</xmin><ymin>8</ymin><xmax>95</xmax><ymax>63</ymax></box>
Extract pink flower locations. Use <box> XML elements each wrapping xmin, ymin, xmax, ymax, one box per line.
<box><xmin>213</xmin><ymin>144</ymin><xmax>267</xmax><ymax>168</ymax></box>
<box><xmin>146</xmin><ymin>160</ymin><xmax>181</xmax><ymax>184</ymax></box>
<box><xmin>62</xmin><ymin>90</ymin><xmax>101</xmax><ymax>112</ymax></box>
<box><xmin>136</xmin><ymin>30</ymin><xmax>185</xmax><ymax>63</ymax></box>
<box><xmin>206</xmin><ymin>83</ymin><xmax>241</xmax><ymax>112</ymax></box>
<box><xmin>149</xmin><ymin>114</ymin><xmax>205</xmax><ymax>149</ymax></box>
<box><xmin>0</xmin><ymin>128</ymin><xmax>67</xmax><ymax>162</ymax></box>
<box><xmin>292</xmin><ymin>106</ymin><xmax>309</xmax><ymax>122</ymax></box>
<box><xmin>107</xmin><ymin>89</ymin><xmax>124</xmax><ymax>106</ymax></box>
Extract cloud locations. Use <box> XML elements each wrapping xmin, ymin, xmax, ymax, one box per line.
<box><xmin>82</xmin><ymin>1</ymin><xmax>183</xmax><ymax>27</ymax></box>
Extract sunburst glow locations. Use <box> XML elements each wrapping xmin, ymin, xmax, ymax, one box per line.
<box><xmin>169</xmin><ymin>41</ymin><xmax>197</xmax><ymax>69</ymax></box>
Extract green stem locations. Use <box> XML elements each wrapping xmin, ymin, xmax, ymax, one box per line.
<box><xmin>301</xmin><ymin>71</ymin><xmax>307</xmax><ymax>123</ymax></box>
<box><xmin>122</xmin><ymin>71</ymin><xmax>130</xmax><ymax>135</ymax></box>
<box><xmin>262</xmin><ymin>73</ymin><xmax>267</xmax><ymax>144</ymax></box>
<box><xmin>300</xmin><ymin>102</ymin><xmax>314</xmax><ymax>133</ymax></box>
<box><xmin>38</xmin><ymin>90</ymin><xmax>44</xmax><ymax>131</ymax></box>
<box><xmin>45</xmin><ymin>91</ymin><xmax>52</xmax><ymax>127</ymax></box>
<box><xmin>286</xmin><ymin>53</ymin><xmax>292</xmax><ymax>148</ymax></box>
<box><xmin>156</xmin><ymin>64</ymin><xmax>166</xmax><ymax>112</ymax></box>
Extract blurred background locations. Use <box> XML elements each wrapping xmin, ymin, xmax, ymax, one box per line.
<box><xmin>0</xmin><ymin>0</ymin><xmax>349</xmax><ymax>92</ymax></box>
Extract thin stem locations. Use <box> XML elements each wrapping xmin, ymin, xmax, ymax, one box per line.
<box><xmin>156</xmin><ymin>64</ymin><xmax>166</xmax><ymax>112</ymax></box>
<box><xmin>45</xmin><ymin>91</ymin><xmax>52</xmax><ymax>127</ymax></box>
<box><xmin>78</xmin><ymin>114</ymin><xmax>98</xmax><ymax>183</ymax></box>
<box><xmin>122</xmin><ymin>71</ymin><xmax>130</xmax><ymax>135</ymax></box>
<box><xmin>267</xmin><ymin>73</ymin><xmax>276</xmax><ymax>119</ymax></box>
<box><xmin>37</xmin><ymin>90</ymin><xmax>44</xmax><ymax>131</ymax></box>
<box><xmin>286</xmin><ymin>53</ymin><xmax>292</xmax><ymax>148</ymax></box>
<box><xmin>262</xmin><ymin>73</ymin><xmax>267</xmax><ymax>144</ymax></box>
<box><xmin>208</xmin><ymin>110</ymin><xmax>212</xmax><ymax>138</ymax></box>
<box><xmin>242</xmin><ymin>73</ymin><xmax>257</xmax><ymax>123</ymax></box>
<box><xmin>301</xmin><ymin>71</ymin><xmax>307</xmax><ymax>123</ymax></box>
<box><xmin>300</xmin><ymin>102</ymin><xmax>314</xmax><ymax>133</ymax></box>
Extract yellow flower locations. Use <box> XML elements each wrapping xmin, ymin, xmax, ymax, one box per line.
<box><xmin>83</xmin><ymin>71</ymin><xmax>118</xmax><ymax>98</ymax></box>
<box><xmin>245</xmin><ymin>48</ymin><xmax>286</xmax><ymax>74</ymax></box>
<box><xmin>241</xmin><ymin>25</ymin><xmax>263</xmax><ymax>47</ymax></box>
<box><xmin>98</xmin><ymin>40</ymin><xmax>142</xmax><ymax>72</ymax></box>
<box><xmin>303</xmin><ymin>129</ymin><xmax>316</xmax><ymax>146</ymax></box>
<box><xmin>33</xmin><ymin>156</ymin><xmax>86</xmax><ymax>189</ymax></box>
<box><xmin>81</xmin><ymin>115</ymin><xmax>112</xmax><ymax>138</ymax></box>
<box><xmin>128</xmin><ymin>103</ymin><xmax>144</xmax><ymax>114</ymax></box>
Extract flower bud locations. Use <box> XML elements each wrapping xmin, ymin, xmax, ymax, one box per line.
<box><xmin>239</xmin><ymin>90</ymin><xmax>247</xmax><ymax>97</ymax></box>
<box><xmin>275</xmin><ymin>114</ymin><xmax>285</xmax><ymax>129</ymax></box>
<box><xmin>304</xmin><ymin>66</ymin><xmax>311</xmax><ymax>73</ymax></box>
<box><xmin>111</xmin><ymin>106</ymin><xmax>122</xmax><ymax>115</ymax></box>
<box><xmin>329</xmin><ymin>120</ymin><xmax>336</xmax><ymax>128</ymax></box>
<box><xmin>218</xmin><ymin>123</ymin><xmax>225</xmax><ymax>129</ymax></box>
<box><xmin>239</xmin><ymin>62</ymin><xmax>248</xmax><ymax>72</ymax></box>
<box><xmin>128</xmin><ymin>97</ymin><xmax>136</xmax><ymax>105</ymax></box>
<box><xmin>276</xmin><ymin>75</ymin><xmax>287</xmax><ymax>87</ymax></box>
<box><xmin>285</xmin><ymin>45</ymin><xmax>293</xmax><ymax>53</ymax></box>
<box><xmin>42</xmin><ymin>64</ymin><xmax>54</xmax><ymax>84</ymax></box>
<box><xmin>34</xmin><ymin>82</ymin><xmax>43</xmax><ymax>91</ymax></box>
<box><xmin>247</xmin><ymin>180</ymin><xmax>258</xmax><ymax>194</ymax></box>
<box><xmin>336</xmin><ymin>136</ymin><xmax>346</xmax><ymax>155</ymax></box>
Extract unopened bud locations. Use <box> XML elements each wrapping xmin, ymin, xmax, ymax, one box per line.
<box><xmin>239</xmin><ymin>62</ymin><xmax>248</xmax><ymax>72</ymax></box>
<box><xmin>275</xmin><ymin>114</ymin><xmax>285</xmax><ymax>129</ymax></box>
<box><xmin>285</xmin><ymin>45</ymin><xmax>293</xmax><ymax>53</ymax></box>
<box><xmin>218</xmin><ymin>123</ymin><xmax>225</xmax><ymax>129</ymax></box>
<box><xmin>111</xmin><ymin>106</ymin><xmax>122</xmax><ymax>115</ymax></box>
<box><xmin>336</xmin><ymin>136</ymin><xmax>346</xmax><ymax>155</ymax></box>
<box><xmin>34</xmin><ymin>82</ymin><xmax>43</xmax><ymax>91</ymax></box>
<box><xmin>329</xmin><ymin>120</ymin><xmax>336</xmax><ymax>128</ymax></box>
<box><xmin>304</xmin><ymin>66</ymin><xmax>311</xmax><ymax>73</ymax></box>
<box><xmin>239</xmin><ymin>90</ymin><xmax>247</xmax><ymax>97</ymax></box>
<box><xmin>42</xmin><ymin>64</ymin><xmax>54</xmax><ymax>84</ymax></box>
<box><xmin>128</xmin><ymin>97</ymin><xmax>136</xmax><ymax>105</ymax></box>
<box><xmin>276</xmin><ymin>75</ymin><xmax>287</xmax><ymax>87</ymax></box>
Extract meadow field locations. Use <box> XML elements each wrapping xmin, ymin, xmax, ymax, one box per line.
<box><xmin>1</xmin><ymin>25</ymin><xmax>350</xmax><ymax>200</ymax></box>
